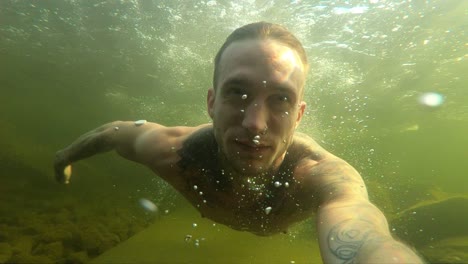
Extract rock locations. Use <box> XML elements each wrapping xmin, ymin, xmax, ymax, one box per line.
<box><xmin>107</xmin><ymin>220</ymin><xmax>130</xmax><ymax>242</ymax></box>
<box><xmin>391</xmin><ymin>196</ymin><xmax>468</xmax><ymax>247</ymax></box>
<box><xmin>9</xmin><ymin>253</ymin><xmax>54</xmax><ymax>264</ymax></box>
<box><xmin>0</xmin><ymin>224</ymin><xmax>20</xmax><ymax>242</ymax></box>
<box><xmin>79</xmin><ymin>226</ymin><xmax>102</xmax><ymax>256</ymax></box>
<box><xmin>418</xmin><ymin>236</ymin><xmax>468</xmax><ymax>263</ymax></box>
<box><xmin>386</xmin><ymin>183</ymin><xmax>445</xmax><ymax>212</ymax></box>
<box><xmin>39</xmin><ymin>224</ymin><xmax>75</xmax><ymax>244</ymax></box>
<box><xmin>68</xmin><ymin>250</ymin><xmax>89</xmax><ymax>264</ymax></box>
<box><xmin>11</xmin><ymin>236</ymin><xmax>35</xmax><ymax>255</ymax></box>
<box><xmin>0</xmin><ymin>242</ymin><xmax>13</xmax><ymax>263</ymax></box>
<box><xmin>79</xmin><ymin>226</ymin><xmax>120</xmax><ymax>257</ymax></box>
<box><xmin>21</xmin><ymin>226</ymin><xmax>40</xmax><ymax>236</ymax></box>
<box><xmin>32</xmin><ymin>241</ymin><xmax>64</xmax><ymax>260</ymax></box>
<box><xmin>51</xmin><ymin>208</ymin><xmax>73</xmax><ymax>224</ymax></box>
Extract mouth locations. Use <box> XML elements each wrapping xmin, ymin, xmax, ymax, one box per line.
<box><xmin>234</xmin><ymin>139</ymin><xmax>271</xmax><ymax>153</ymax></box>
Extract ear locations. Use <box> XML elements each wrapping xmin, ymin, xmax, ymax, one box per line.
<box><xmin>207</xmin><ymin>88</ymin><xmax>215</xmax><ymax>119</ymax></box>
<box><xmin>295</xmin><ymin>101</ymin><xmax>307</xmax><ymax>128</ymax></box>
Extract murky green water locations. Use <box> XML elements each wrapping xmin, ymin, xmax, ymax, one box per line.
<box><xmin>1</xmin><ymin>0</ymin><xmax>467</xmax><ymax>263</ymax></box>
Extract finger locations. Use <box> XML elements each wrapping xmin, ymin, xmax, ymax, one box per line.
<box><xmin>63</xmin><ymin>164</ymin><xmax>72</xmax><ymax>184</ymax></box>
<box><xmin>55</xmin><ymin>163</ymin><xmax>72</xmax><ymax>184</ymax></box>
<box><xmin>54</xmin><ymin>150</ymin><xmax>71</xmax><ymax>184</ymax></box>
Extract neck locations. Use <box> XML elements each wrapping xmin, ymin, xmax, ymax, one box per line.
<box><xmin>218</xmin><ymin>150</ymin><xmax>288</xmax><ymax>190</ymax></box>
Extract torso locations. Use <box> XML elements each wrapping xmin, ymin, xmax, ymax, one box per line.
<box><xmin>180</xmin><ymin>172</ymin><xmax>317</xmax><ymax>235</ymax></box>
<box><xmin>151</xmin><ymin>126</ymin><xmax>327</xmax><ymax>236</ymax></box>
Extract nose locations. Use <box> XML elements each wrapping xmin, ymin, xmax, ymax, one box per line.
<box><xmin>242</xmin><ymin>102</ymin><xmax>268</xmax><ymax>135</ymax></box>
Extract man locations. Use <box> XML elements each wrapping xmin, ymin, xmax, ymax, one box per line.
<box><xmin>54</xmin><ymin>22</ymin><xmax>423</xmax><ymax>263</ymax></box>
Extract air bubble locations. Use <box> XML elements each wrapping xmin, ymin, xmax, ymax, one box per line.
<box><xmin>242</xmin><ymin>94</ymin><xmax>248</xmax><ymax>100</ymax></box>
<box><xmin>419</xmin><ymin>92</ymin><xmax>444</xmax><ymax>107</ymax></box>
<box><xmin>139</xmin><ymin>198</ymin><xmax>158</xmax><ymax>212</ymax></box>
<box><xmin>134</xmin><ymin>119</ymin><xmax>147</xmax><ymax>126</ymax></box>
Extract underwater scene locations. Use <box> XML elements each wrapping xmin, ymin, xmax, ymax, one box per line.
<box><xmin>0</xmin><ymin>0</ymin><xmax>467</xmax><ymax>263</ymax></box>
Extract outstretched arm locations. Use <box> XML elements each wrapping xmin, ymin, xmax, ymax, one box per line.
<box><xmin>311</xmin><ymin>158</ymin><xmax>424</xmax><ymax>264</ymax></box>
<box><xmin>54</xmin><ymin>120</ymin><xmax>166</xmax><ymax>184</ymax></box>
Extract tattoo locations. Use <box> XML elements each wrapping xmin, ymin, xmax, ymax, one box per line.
<box><xmin>176</xmin><ymin>127</ymin><xmax>230</xmax><ymax>190</ymax></box>
<box><xmin>327</xmin><ymin>219</ymin><xmax>374</xmax><ymax>264</ymax></box>
<box><xmin>312</xmin><ymin>158</ymin><xmax>368</xmax><ymax>205</ymax></box>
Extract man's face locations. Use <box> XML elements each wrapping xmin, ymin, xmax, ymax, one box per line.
<box><xmin>207</xmin><ymin>39</ymin><xmax>306</xmax><ymax>175</ymax></box>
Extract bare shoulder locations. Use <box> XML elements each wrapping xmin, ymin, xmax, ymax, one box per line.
<box><xmin>131</xmin><ymin>122</ymin><xmax>212</xmax><ymax>168</ymax></box>
<box><xmin>291</xmin><ymin>132</ymin><xmax>368</xmax><ymax>206</ymax></box>
<box><xmin>291</xmin><ymin>132</ymin><xmax>334</xmax><ymax>161</ymax></box>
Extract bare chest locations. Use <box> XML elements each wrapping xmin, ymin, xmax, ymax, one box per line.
<box><xmin>179</xmin><ymin>174</ymin><xmax>316</xmax><ymax>235</ymax></box>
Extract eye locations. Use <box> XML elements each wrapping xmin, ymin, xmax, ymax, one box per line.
<box><xmin>277</xmin><ymin>95</ymin><xmax>290</xmax><ymax>102</ymax></box>
<box><xmin>222</xmin><ymin>85</ymin><xmax>250</xmax><ymax>105</ymax></box>
<box><xmin>269</xmin><ymin>94</ymin><xmax>293</xmax><ymax>112</ymax></box>
<box><xmin>274</xmin><ymin>94</ymin><xmax>291</xmax><ymax>103</ymax></box>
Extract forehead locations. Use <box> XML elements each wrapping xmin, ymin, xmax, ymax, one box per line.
<box><xmin>219</xmin><ymin>39</ymin><xmax>304</xmax><ymax>73</ymax></box>
<box><xmin>217</xmin><ymin>39</ymin><xmax>306</xmax><ymax>90</ymax></box>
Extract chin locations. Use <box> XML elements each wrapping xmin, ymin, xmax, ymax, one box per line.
<box><xmin>230</xmin><ymin>159</ymin><xmax>273</xmax><ymax>175</ymax></box>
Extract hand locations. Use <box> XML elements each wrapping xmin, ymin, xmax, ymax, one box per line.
<box><xmin>54</xmin><ymin>150</ymin><xmax>72</xmax><ymax>184</ymax></box>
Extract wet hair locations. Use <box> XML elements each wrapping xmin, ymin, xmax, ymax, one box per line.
<box><xmin>213</xmin><ymin>21</ymin><xmax>308</xmax><ymax>90</ymax></box>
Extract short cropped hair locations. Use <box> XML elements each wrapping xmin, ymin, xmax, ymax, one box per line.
<box><xmin>213</xmin><ymin>22</ymin><xmax>308</xmax><ymax>89</ymax></box>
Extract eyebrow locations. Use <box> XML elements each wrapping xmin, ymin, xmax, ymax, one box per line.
<box><xmin>272</xmin><ymin>84</ymin><xmax>295</xmax><ymax>94</ymax></box>
<box><xmin>222</xmin><ymin>76</ymin><xmax>252</xmax><ymax>87</ymax></box>
<box><xmin>221</xmin><ymin>74</ymin><xmax>297</xmax><ymax>95</ymax></box>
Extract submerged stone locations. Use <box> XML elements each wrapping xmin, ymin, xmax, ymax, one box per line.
<box><xmin>391</xmin><ymin>196</ymin><xmax>468</xmax><ymax>248</ymax></box>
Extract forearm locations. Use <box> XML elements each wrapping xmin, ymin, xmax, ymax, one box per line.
<box><xmin>54</xmin><ymin>120</ymin><xmax>150</xmax><ymax>183</ymax></box>
<box><xmin>317</xmin><ymin>199</ymin><xmax>423</xmax><ymax>264</ymax></box>
<box><xmin>57</xmin><ymin>121</ymin><xmax>121</xmax><ymax>164</ymax></box>
<box><xmin>355</xmin><ymin>237</ymin><xmax>424</xmax><ymax>264</ymax></box>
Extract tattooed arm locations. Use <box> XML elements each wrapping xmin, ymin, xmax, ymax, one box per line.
<box><xmin>54</xmin><ymin>121</ymin><xmax>170</xmax><ymax>183</ymax></box>
<box><xmin>54</xmin><ymin>121</ymin><xmax>209</xmax><ymax>184</ymax></box>
<box><xmin>309</xmin><ymin>158</ymin><xmax>423</xmax><ymax>264</ymax></box>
